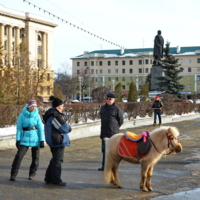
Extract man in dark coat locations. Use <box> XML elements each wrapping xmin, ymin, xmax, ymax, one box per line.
<box><xmin>153</xmin><ymin>30</ymin><xmax>164</xmax><ymax>65</ymax></box>
<box><xmin>151</xmin><ymin>96</ymin><xmax>163</xmax><ymax>126</ymax></box>
<box><xmin>98</xmin><ymin>93</ymin><xmax>124</xmax><ymax>171</ymax></box>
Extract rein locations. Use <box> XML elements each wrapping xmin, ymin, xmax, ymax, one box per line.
<box><xmin>150</xmin><ymin>132</ymin><xmax>180</xmax><ymax>155</ymax></box>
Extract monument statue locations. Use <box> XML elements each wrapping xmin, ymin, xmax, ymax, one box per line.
<box><xmin>153</xmin><ymin>30</ymin><xmax>164</xmax><ymax>65</ymax></box>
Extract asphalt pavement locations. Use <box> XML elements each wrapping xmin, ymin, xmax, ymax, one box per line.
<box><xmin>0</xmin><ymin>117</ymin><xmax>200</xmax><ymax>200</ymax></box>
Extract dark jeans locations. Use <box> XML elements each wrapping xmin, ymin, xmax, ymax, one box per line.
<box><xmin>101</xmin><ymin>139</ymin><xmax>106</xmax><ymax>168</ymax></box>
<box><xmin>154</xmin><ymin>111</ymin><xmax>162</xmax><ymax>125</ymax></box>
<box><xmin>45</xmin><ymin>146</ymin><xmax>65</xmax><ymax>184</ymax></box>
<box><xmin>11</xmin><ymin>145</ymin><xmax>40</xmax><ymax>177</ymax></box>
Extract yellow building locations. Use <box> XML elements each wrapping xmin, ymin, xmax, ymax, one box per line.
<box><xmin>71</xmin><ymin>46</ymin><xmax>200</xmax><ymax>96</ymax></box>
<box><xmin>0</xmin><ymin>4</ymin><xmax>57</xmax><ymax>101</ymax></box>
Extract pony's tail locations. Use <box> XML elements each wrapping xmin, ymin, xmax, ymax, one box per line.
<box><xmin>104</xmin><ymin>138</ymin><xmax>113</xmax><ymax>184</ymax></box>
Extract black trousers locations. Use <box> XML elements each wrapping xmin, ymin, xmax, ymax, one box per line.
<box><xmin>11</xmin><ymin>145</ymin><xmax>40</xmax><ymax>177</ymax></box>
<box><xmin>101</xmin><ymin>139</ymin><xmax>106</xmax><ymax>168</ymax></box>
<box><xmin>45</xmin><ymin>146</ymin><xmax>65</xmax><ymax>184</ymax></box>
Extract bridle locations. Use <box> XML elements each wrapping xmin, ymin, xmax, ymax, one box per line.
<box><xmin>150</xmin><ymin>132</ymin><xmax>181</xmax><ymax>155</ymax></box>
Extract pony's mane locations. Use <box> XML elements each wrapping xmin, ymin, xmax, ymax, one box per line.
<box><xmin>150</xmin><ymin>126</ymin><xmax>180</xmax><ymax>137</ymax></box>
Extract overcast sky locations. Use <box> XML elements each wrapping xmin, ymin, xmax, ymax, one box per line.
<box><xmin>1</xmin><ymin>0</ymin><xmax>200</xmax><ymax>72</ymax></box>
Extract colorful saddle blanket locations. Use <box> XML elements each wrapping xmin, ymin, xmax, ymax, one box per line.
<box><xmin>118</xmin><ymin>131</ymin><xmax>151</xmax><ymax>160</ymax></box>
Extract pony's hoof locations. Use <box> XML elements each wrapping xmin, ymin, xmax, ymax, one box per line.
<box><xmin>148</xmin><ymin>188</ymin><xmax>153</xmax><ymax>191</ymax></box>
<box><xmin>117</xmin><ymin>185</ymin><xmax>123</xmax><ymax>188</ymax></box>
<box><xmin>142</xmin><ymin>188</ymin><xmax>149</xmax><ymax>192</ymax></box>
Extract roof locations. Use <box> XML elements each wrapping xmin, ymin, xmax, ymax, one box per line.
<box><xmin>71</xmin><ymin>46</ymin><xmax>200</xmax><ymax>59</ymax></box>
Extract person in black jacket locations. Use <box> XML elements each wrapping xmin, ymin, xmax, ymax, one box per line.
<box><xmin>151</xmin><ymin>96</ymin><xmax>163</xmax><ymax>126</ymax></box>
<box><xmin>98</xmin><ymin>93</ymin><xmax>124</xmax><ymax>171</ymax></box>
<box><xmin>43</xmin><ymin>96</ymin><xmax>71</xmax><ymax>186</ymax></box>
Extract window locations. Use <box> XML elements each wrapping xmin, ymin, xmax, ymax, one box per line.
<box><xmin>115</xmin><ymin>69</ymin><xmax>118</xmax><ymax>73</ymax></box>
<box><xmin>108</xmin><ymin>61</ymin><xmax>111</xmax><ymax>66</ymax></box>
<box><xmin>37</xmin><ymin>46</ymin><xmax>42</xmax><ymax>54</ymax></box>
<box><xmin>108</xmin><ymin>69</ymin><xmax>111</xmax><ymax>73</ymax></box>
<box><xmin>179</xmin><ymin>59</ymin><xmax>183</xmax><ymax>64</ymax></box>
<box><xmin>198</xmin><ymin>85</ymin><xmax>200</xmax><ymax>90</ymax></box>
<box><xmin>4</xmin><ymin>26</ymin><xmax>7</xmax><ymax>35</ymax></box>
<box><xmin>91</xmin><ymin>69</ymin><xmax>94</xmax><ymax>74</ymax></box>
<box><xmin>37</xmin><ymin>59</ymin><xmax>42</xmax><ymax>68</ymax></box>
<box><xmin>188</xmin><ymin>58</ymin><xmax>192</xmax><ymax>64</ymax></box>
<box><xmin>187</xmin><ymin>85</ymin><xmax>191</xmax><ymax>90</ymax></box>
<box><xmin>115</xmin><ymin>61</ymin><xmax>118</xmax><ymax>65</ymax></box>
<box><xmin>150</xmin><ymin>60</ymin><xmax>153</xmax><ymax>64</ymax></box>
<box><xmin>47</xmin><ymin>87</ymin><xmax>50</xmax><ymax>95</ymax></box>
<box><xmin>96</xmin><ymin>69</ymin><xmax>98</xmax><ymax>74</ymax></box>
<box><xmin>115</xmin><ymin>77</ymin><xmax>118</xmax><ymax>81</ymax></box>
<box><xmin>85</xmin><ymin>70</ymin><xmax>87</xmax><ymax>74</ymax></box>
<box><xmin>197</xmin><ymin>58</ymin><xmax>200</xmax><ymax>63</ymax></box>
<box><xmin>122</xmin><ymin>77</ymin><xmax>125</xmax><ymax>81</ymax></box>
<box><xmin>20</xmin><ymin>29</ymin><xmax>23</xmax><ymax>38</ymax></box>
<box><xmin>12</xmin><ymin>27</ymin><xmax>15</xmax><ymax>37</ymax></box>
<box><xmin>77</xmin><ymin>70</ymin><xmax>80</xmax><ymax>74</ymax></box>
<box><xmin>108</xmin><ymin>77</ymin><xmax>111</xmax><ymax>81</ymax></box>
<box><xmin>91</xmin><ymin>61</ymin><xmax>94</xmax><ymax>66</ymax></box>
<box><xmin>129</xmin><ymin>77</ymin><xmax>133</xmax><ymax>81</ymax></box>
<box><xmin>188</xmin><ymin>67</ymin><xmax>191</xmax><ymax>72</ymax></box>
<box><xmin>99</xmin><ymin>69</ymin><xmax>103</xmax><ymax>74</ymax></box>
<box><xmin>37</xmin><ymin>35</ymin><xmax>41</xmax><ymax>41</ymax></box>
<box><xmin>145</xmin><ymin>59</ymin><xmax>149</xmax><ymax>64</ymax></box>
<box><xmin>138</xmin><ymin>77</ymin><xmax>142</xmax><ymax>81</ymax></box>
<box><xmin>129</xmin><ymin>69</ymin><xmax>133</xmax><ymax>73</ymax></box>
<box><xmin>188</xmin><ymin>77</ymin><xmax>191</xmax><ymax>81</ymax></box>
<box><xmin>145</xmin><ymin>68</ymin><xmax>149</xmax><ymax>73</ymax></box>
<box><xmin>100</xmin><ymin>77</ymin><xmax>103</xmax><ymax>82</ymax></box>
<box><xmin>122</xmin><ymin>69</ymin><xmax>125</xmax><ymax>73</ymax></box>
<box><xmin>99</xmin><ymin>61</ymin><xmax>102</xmax><ymax>66</ymax></box>
<box><xmin>197</xmin><ymin>67</ymin><xmax>200</xmax><ymax>72</ymax></box>
<box><xmin>197</xmin><ymin>76</ymin><xmax>200</xmax><ymax>81</ymax></box>
<box><xmin>39</xmin><ymin>73</ymin><xmax>43</xmax><ymax>81</ymax></box>
<box><xmin>40</xmin><ymin>86</ymin><xmax>43</xmax><ymax>94</ymax></box>
<box><xmin>84</xmin><ymin>61</ymin><xmax>87</xmax><ymax>66</ymax></box>
<box><xmin>129</xmin><ymin>60</ymin><xmax>133</xmax><ymax>65</ymax></box>
<box><xmin>47</xmin><ymin>73</ymin><xmax>50</xmax><ymax>81</ymax></box>
<box><xmin>12</xmin><ymin>42</ymin><xmax>15</xmax><ymax>51</ymax></box>
<box><xmin>122</xmin><ymin>85</ymin><xmax>125</xmax><ymax>90</ymax></box>
<box><xmin>4</xmin><ymin>40</ymin><xmax>7</xmax><ymax>50</ymax></box>
<box><xmin>96</xmin><ymin>78</ymin><xmax>98</xmax><ymax>82</ymax></box>
<box><xmin>122</xmin><ymin>60</ymin><xmax>125</xmax><ymax>65</ymax></box>
<box><xmin>108</xmin><ymin>85</ymin><xmax>111</xmax><ymax>89</ymax></box>
<box><xmin>139</xmin><ymin>60</ymin><xmax>143</xmax><ymax>65</ymax></box>
<box><xmin>139</xmin><ymin>68</ymin><xmax>142</xmax><ymax>73</ymax></box>
<box><xmin>77</xmin><ymin>62</ymin><xmax>80</xmax><ymax>66</ymax></box>
<box><xmin>96</xmin><ymin>61</ymin><xmax>98</xmax><ymax>66</ymax></box>
<box><xmin>139</xmin><ymin>85</ymin><xmax>142</xmax><ymax>90</ymax></box>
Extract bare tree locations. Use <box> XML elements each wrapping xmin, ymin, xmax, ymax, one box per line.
<box><xmin>91</xmin><ymin>86</ymin><xmax>110</xmax><ymax>103</ymax></box>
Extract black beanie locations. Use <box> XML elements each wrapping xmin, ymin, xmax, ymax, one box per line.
<box><xmin>49</xmin><ymin>96</ymin><xmax>63</xmax><ymax>107</ymax></box>
<box><xmin>107</xmin><ymin>93</ymin><xmax>115</xmax><ymax>98</ymax></box>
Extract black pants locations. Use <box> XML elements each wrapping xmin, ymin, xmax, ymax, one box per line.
<box><xmin>154</xmin><ymin>111</ymin><xmax>162</xmax><ymax>125</ymax></box>
<box><xmin>45</xmin><ymin>146</ymin><xmax>65</xmax><ymax>184</ymax></box>
<box><xmin>101</xmin><ymin>139</ymin><xmax>106</xmax><ymax>168</ymax></box>
<box><xmin>11</xmin><ymin>146</ymin><xmax>40</xmax><ymax>177</ymax></box>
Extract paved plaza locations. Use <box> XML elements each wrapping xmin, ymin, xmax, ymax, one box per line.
<box><xmin>0</xmin><ymin>117</ymin><xmax>200</xmax><ymax>200</ymax></box>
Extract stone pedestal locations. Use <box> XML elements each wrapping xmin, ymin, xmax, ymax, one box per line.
<box><xmin>150</xmin><ymin>65</ymin><xmax>163</xmax><ymax>91</ymax></box>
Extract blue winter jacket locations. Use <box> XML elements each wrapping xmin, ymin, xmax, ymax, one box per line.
<box><xmin>43</xmin><ymin>107</ymin><xmax>71</xmax><ymax>147</ymax></box>
<box><xmin>16</xmin><ymin>106</ymin><xmax>44</xmax><ymax>147</ymax></box>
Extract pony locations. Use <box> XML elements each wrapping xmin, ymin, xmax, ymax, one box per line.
<box><xmin>104</xmin><ymin>126</ymin><xmax>182</xmax><ymax>191</ymax></box>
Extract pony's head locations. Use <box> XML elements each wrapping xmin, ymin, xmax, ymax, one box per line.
<box><xmin>151</xmin><ymin>126</ymin><xmax>182</xmax><ymax>154</ymax></box>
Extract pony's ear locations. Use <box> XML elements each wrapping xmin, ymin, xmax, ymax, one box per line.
<box><xmin>167</xmin><ymin>128</ymin><xmax>173</xmax><ymax>135</ymax></box>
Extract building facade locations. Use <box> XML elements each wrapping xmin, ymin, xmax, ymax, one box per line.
<box><xmin>71</xmin><ymin>46</ymin><xmax>200</xmax><ymax>97</ymax></box>
<box><xmin>0</xmin><ymin>4</ymin><xmax>57</xmax><ymax>101</ymax></box>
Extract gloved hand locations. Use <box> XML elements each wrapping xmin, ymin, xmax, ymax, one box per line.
<box><xmin>16</xmin><ymin>141</ymin><xmax>20</xmax><ymax>149</ymax></box>
<box><xmin>68</xmin><ymin>126</ymin><xmax>72</xmax><ymax>132</ymax></box>
<box><xmin>40</xmin><ymin>141</ymin><xmax>45</xmax><ymax>148</ymax></box>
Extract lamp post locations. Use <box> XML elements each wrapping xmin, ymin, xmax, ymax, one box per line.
<box><xmin>78</xmin><ymin>76</ymin><xmax>82</xmax><ymax>101</ymax></box>
<box><xmin>112</xmin><ymin>79</ymin><xmax>115</xmax><ymax>91</ymax></box>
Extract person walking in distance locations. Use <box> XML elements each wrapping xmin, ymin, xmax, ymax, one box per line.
<box><xmin>98</xmin><ymin>93</ymin><xmax>124</xmax><ymax>171</ymax></box>
<box><xmin>10</xmin><ymin>99</ymin><xmax>44</xmax><ymax>181</ymax></box>
<box><xmin>43</xmin><ymin>96</ymin><xmax>71</xmax><ymax>186</ymax></box>
<box><xmin>151</xmin><ymin>96</ymin><xmax>163</xmax><ymax>126</ymax></box>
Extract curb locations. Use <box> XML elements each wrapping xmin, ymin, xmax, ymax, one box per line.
<box><xmin>0</xmin><ymin>113</ymin><xmax>200</xmax><ymax>148</ymax></box>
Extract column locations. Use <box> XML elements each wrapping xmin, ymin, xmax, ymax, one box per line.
<box><xmin>0</xmin><ymin>24</ymin><xmax>4</xmax><ymax>47</ymax></box>
<box><xmin>8</xmin><ymin>25</ymin><xmax>12</xmax><ymax>64</ymax></box>
<box><xmin>42</xmin><ymin>32</ymin><xmax>46</xmax><ymax>69</ymax></box>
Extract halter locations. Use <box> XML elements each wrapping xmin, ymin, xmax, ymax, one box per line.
<box><xmin>150</xmin><ymin>132</ymin><xmax>180</xmax><ymax>155</ymax></box>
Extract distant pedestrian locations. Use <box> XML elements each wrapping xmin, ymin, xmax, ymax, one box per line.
<box><xmin>43</xmin><ymin>96</ymin><xmax>71</xmax><ymax>186</ymax></box>
<box><xmin>98</xmin><ymin>93</ymin><xmax>124</xmax><ymax>171</ymax></box>
<box><xmin>151</xmin><ymin>96</ymin><xmax>163</xmax><ymax>126</ymax></box>
<box><xmin>10</xmin><ymin>99</ymin><xmax>44</xmax><ymax>181</ymax></box>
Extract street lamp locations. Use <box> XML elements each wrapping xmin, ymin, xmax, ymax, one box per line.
<box><xmin>78</xmin><ymin>76</ymin><xmax>82</xmax><ymax>101</ymax></box>
<box><xmin>112</xmin><ymin>79</ymin><xmax>115</xmax><ymax>91</ymax></box>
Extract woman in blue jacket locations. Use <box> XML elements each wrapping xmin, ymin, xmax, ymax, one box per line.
<box><xmin>10</xmin><ymin>99</ymin><xmax>44</xmax><ymax>181</ymax></box>
<box><xmin>43</xmin><ymin>96</ymin><xmax>71</xmax><ymax>186</ymax></box>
